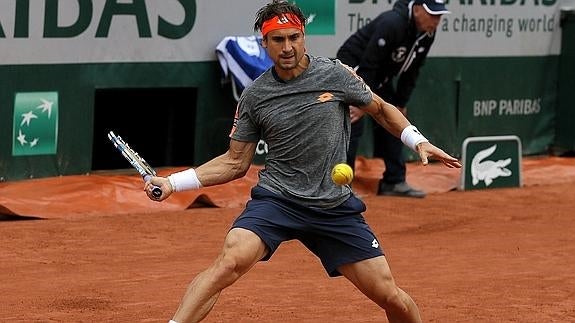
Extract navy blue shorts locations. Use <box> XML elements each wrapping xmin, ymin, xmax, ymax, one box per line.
<box><xmin>232</xmin><ymin>186</ymin><xmax>384</xmax><ymax>277</ymax></box>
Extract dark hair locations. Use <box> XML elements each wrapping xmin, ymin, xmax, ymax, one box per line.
<box><xmin>254</xmin><ymin>0</ymin><xmax>306</xmax><ymax>34</ymax></box>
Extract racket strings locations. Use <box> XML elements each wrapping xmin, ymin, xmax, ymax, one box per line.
<box><xmin>109</xmin><ymin>133</ymin><xmax>156</xmax><ymax>177</ymax></box>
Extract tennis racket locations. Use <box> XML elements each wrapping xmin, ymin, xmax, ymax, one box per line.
<box><xmin>107</xmin><ymin>131</ymin><xmax>162</xmax><ymax>199</ymax></box>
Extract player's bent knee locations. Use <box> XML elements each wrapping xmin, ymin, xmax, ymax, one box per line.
<box><xmin>371</xmin><ymin>280</ymin><xmax>405</xmax><ymax>309</ymax></box>
<box><xmin>382</xmin><ymin>286</ymin><xmax>402</xmax><ymax>306</ymax></box>
<box><xmin>208</xmin><ymin>257</ymin><xmax>246</xmax><ymax>288</ymax></box>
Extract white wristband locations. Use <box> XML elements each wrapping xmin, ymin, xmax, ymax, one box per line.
<box><xmin>167</xmin><ymin>168</ymin><xmax>202</xmax><ymax>192</ymax></box>
<box><xmin>400</xmin><ymin>125</ymin><xmax>429</xmax><ymax>152</ymax></box>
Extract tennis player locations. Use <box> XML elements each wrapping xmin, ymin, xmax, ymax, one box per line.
<box><xmin>146</xmin><ymin>1</ymin><xmax>461</xmax><ymax>322</ymax></box>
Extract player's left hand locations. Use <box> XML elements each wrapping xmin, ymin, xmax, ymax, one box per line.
<box><xmin>416</xmin><ymin>142</ymin><xmax>462</xmax><ymax>168</ymax></box>
<box><xmin>349</xmin><ymin>106</ymin><xmax>365</xmax><ymax>123</ymax></box>
<box><xmin>144</xmin><ymin>176</ymin><xmax>174</xmax><ymax>201</ymax></box>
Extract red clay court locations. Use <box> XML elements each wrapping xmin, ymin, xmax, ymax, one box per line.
<box><xmin>1</xmin><ymin>156</ymin><xmax>574</xmax><ymax>322</ymax></box>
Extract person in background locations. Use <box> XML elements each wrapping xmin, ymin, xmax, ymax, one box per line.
<box><xmin>337</xmin><ymin>0</ymin><xmax>450</xmax><ymax>198</ymax></box>
<box><xmin>146</xmin><ymin>1</ymin><xmax>461</xmax><ymax>322</ymax></box>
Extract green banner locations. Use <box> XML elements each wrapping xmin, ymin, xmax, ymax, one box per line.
<box><xmin>298</xmin><ymin>0</ymin><xmax>335</xmax><ymax>35</ymax></box>
<box><xmin>12</xmin><ymin>92</ymin><xmax>59</xmax><ymax>156</ymax></box>
<box><xmin>460</xmin><ymin>136</ymin><xmax>522</xmax><ymax>190</ymax></box>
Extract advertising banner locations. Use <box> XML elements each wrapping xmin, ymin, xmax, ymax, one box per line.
<box><xmin>460</xmin><ymin>135</ymin><xmax>522</xmax><ymax>190</ymax></box>
<box><xmin>12</xmin><ymin>92</ymin><xmax>59</xmax><ymax>156</ymax></box>
<box><xmin>0</xmin><ymin>0</ymin><xmax>563</xmax><ymax>65</ymax></box>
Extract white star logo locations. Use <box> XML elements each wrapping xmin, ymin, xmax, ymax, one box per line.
<box><xmin>13</xmin><ymin>93</ymin><xmax>59</xmax><ymax>155</ymax></box>
<box><xmin>307</xmin><ymin>13</ymin><xmax>316</xmax><ymax>24</ymax></box>
<box><xmin>372</xmin><ymin>238</ymin><xmax>379</xmax><ymax>248</ymax></box>
<box><xmin>30</xmin><ymin>138</ymin><xmax>40</xmax><ymax>147</ymax></box>
<box><xmin>21</xmin><ymin>110</ymin><xmax>38</xmax><ymax>127</ymax></box>
<box><xmin>36</xmin><ymin>99</ymin><xmax>54</xmax><ymax>118</ymax></box>
<box><xmin>17</xmin><ymin>129</ymin><xmax>28</xmax><ymax>145</ymax></box>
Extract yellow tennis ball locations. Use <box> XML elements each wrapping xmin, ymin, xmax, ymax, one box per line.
<box><xmin>331</xmin><ymin>163</ymin><xmax>354</xmax><ymax>185</ymax></box>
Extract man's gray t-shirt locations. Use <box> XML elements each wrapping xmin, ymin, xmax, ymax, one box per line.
<box><xmin>230</xmin><ymin>55</ymin><xmax>372</xmax><ymax>209</ymax></box>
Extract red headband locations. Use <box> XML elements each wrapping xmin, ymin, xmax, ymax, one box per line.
<box><xmin>261</xmin><ymin>13</ymin><xmax>304</xmax><ymax>37</ymax></box>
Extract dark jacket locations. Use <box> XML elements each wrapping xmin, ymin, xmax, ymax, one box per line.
<box><xmin>336</xmin><ymin>0</ymin><xmax>435</xmax><ymax>107</ymax></box>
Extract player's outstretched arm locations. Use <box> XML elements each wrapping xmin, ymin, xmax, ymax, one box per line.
<box><xmin>145</xmin><ymin>139</ymin><xmax>257</xmax><ymax>201</ymax></box>
<box><xmin>415</xmin><ymin>142</ymin><xmax>462</xmax><ymax>168</ymax></box>
<box><xmin>360</xmin><ymin>94</ymin><xmax>461</xmax><ymax>169</ymax></box>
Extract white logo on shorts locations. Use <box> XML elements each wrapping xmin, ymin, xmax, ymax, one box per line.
<box><xmin>372</xmin><ymin>238</ymin><xmax>379</xmax><ymax>248</ymax></box>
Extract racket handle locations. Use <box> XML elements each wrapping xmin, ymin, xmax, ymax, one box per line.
<box><xmin>143</xmin><ymin>175</ymin><xmax>163</xmax><ymax>199</ymax></box>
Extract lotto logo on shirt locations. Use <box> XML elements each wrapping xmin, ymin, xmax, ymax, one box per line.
<box><xmin>12</xmin><ymin>92</ymin><xmax>59</xmax><ymax>156</ymax></box>
<box><xmin>318</xmin><ymin>92</ymin><xmax>334</xmax><ymax>102</ymax></box>
<box><xmin>298</xmin><ymin>0</ymin><xmax>335</xmax><ymax>35</ymax></box>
